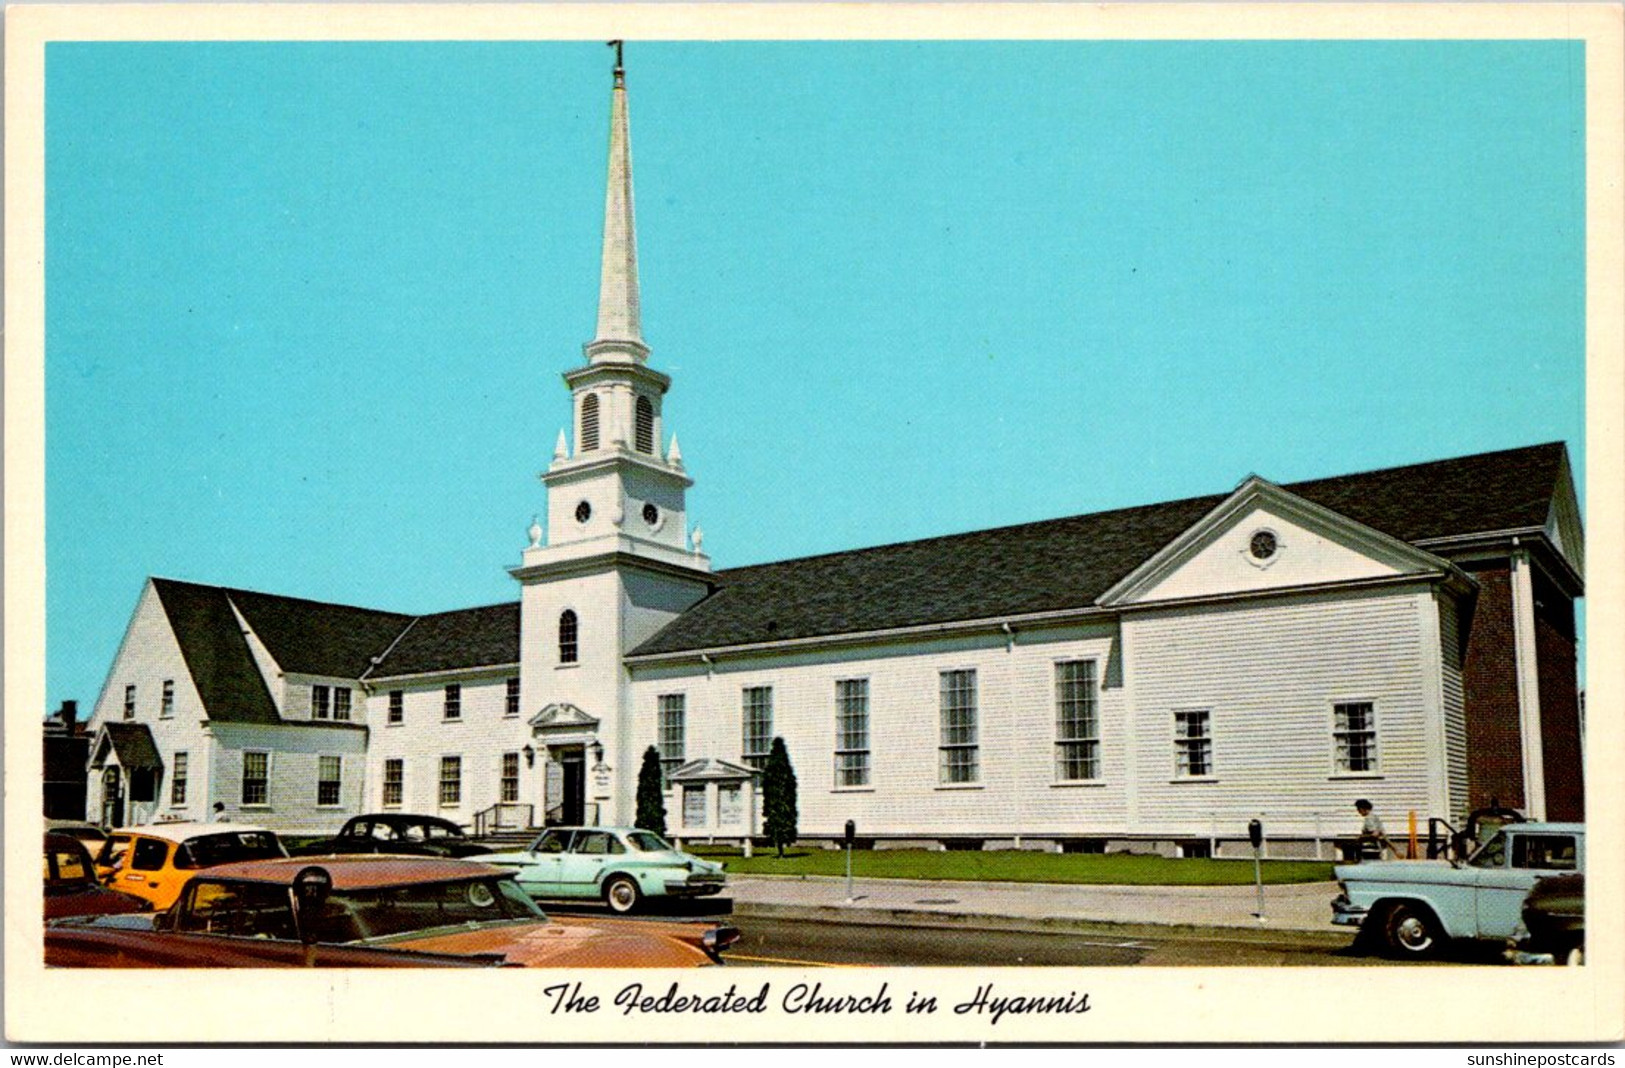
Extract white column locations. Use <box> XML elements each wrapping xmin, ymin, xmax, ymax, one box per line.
<box><xmin>1508</xmin><ymin>547</ymin><xmax>1547</xmax><ymax>819</ymax></box>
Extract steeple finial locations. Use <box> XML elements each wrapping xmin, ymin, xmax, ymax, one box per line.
<box><xmin>586</xmin><ymin>40</ymin><xmax>646</xmax><ymax>362</ymax></box>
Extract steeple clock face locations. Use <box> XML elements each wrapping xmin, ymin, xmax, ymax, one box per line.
<box><xmin>575</xmin><ymin>500</ymin><xmax>592</xmax><ymax>524</ymax></box>
<box><xmin>642</xmin><ymin>502</ymin><xmax>660</xmax><ymax>528</ymax></box>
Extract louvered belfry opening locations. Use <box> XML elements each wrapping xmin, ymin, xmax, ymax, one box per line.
<box><xmin>580</xmin><ymin>394</ymin><xmax>600</xmax><ymax>451</ymax></box>
<box><xmin>635</xmin><ymin>395</ymin><xmax>654</xmax><ymax>453</ymax></box>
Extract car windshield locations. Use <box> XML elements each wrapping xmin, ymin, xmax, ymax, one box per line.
<box><xmin>306</xmin><ymin>878</ymin><xmax>544</xmax><ymax>943</ymax></box>
<box><xmin>625</xmin><ymin>832</ymin><xmax>672</xmax><ymax>853</ymax></box>
<box><xmin>1469</xmin><ymin>832</ymin><xmax>1507</xmax><ymax>869</ymax></box>
<box><xmin>175</xmin><ymin>831</ymin><xmax>287</xmax><ymax>870</ymax></box>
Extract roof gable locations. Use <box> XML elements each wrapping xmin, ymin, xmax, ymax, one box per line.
<box><xmin>1097</xmin><ymin>477</ymin><xmax>1456</xmax><ymax>607</ymax></box>
<box><xmin>152</xmin><ymin>579</ymin><xmax>281</xmax><ymax>724</ymax></box>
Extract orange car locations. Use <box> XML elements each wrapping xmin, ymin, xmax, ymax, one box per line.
<box><xmin>94</xmin><ymin>823</ymin><xmax>287</xmax><ymax>910</ymax></box>
<box><xmin>50</xmin><ymin>855</ymin><xmax>738</xmax><ymax>968</ymax></box>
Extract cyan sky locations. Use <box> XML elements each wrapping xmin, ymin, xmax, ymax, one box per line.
<box><xmin>46</xmin><ymin>41</ymin><xmax>1585</xmax><ymax>708</ymax></box>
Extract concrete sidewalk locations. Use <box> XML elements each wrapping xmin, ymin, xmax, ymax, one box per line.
<box><xmin>726</xmin><ymin>874</ymin><xmax>1354</xmax><ymax>946</ymax></box>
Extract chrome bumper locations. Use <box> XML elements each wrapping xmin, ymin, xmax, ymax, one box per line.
<box><xmin>1331</xmin><ymin>894</ymin><xmax>1368</xmax><ymax>927</ymax></box>
<box><xmin>664</xmin><ymin>875</ymin><xmax>726</xmax><ymax>897</ymax></box>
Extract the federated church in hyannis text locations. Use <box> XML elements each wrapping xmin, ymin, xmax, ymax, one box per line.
<box><xmin>80</xmin><ymin>57</ymin><xmax>1586</xmax><ymax>859</ymax></box>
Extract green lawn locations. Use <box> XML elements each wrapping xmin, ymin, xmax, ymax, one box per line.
<box><xmin>690</xmin><ymin>846</ymin><xmax>1333</xmax><ymax>885</ymax></box>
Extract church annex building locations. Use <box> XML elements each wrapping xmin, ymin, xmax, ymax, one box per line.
<box><xmin>80</xmin><ymin>58</ymin><xmax>1585</xmax><ymax>859</ymax></box>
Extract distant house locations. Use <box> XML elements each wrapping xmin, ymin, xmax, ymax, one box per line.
<box><xmin>80</xmin><ymin>59</ymin><xmax>1585</xmax><ymax>852</ymax></box>
<box><xmin>44</xmin><ymin>700</ymin><xmax>89</xmax><ymax>820</ymax></box>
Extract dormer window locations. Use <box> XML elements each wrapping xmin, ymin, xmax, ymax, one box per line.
<box><xmin>580</xmin><ymin>394</ymin><xmax>600</xmax><ymax>452</ymax></box>
<box><xmin>635</xmin><ymin>395</ymin><xmax>654</xmax><ymax>454</ymax></box>
<box><xmin>559</xmin><ymin>610</ymin><xmax>579</xmax><ymax>664</ymax></box>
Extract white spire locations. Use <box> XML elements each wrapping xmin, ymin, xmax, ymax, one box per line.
<box><xmin>666</xmin><ymin>433</ymin><xmax>683</xmax><ymax>468</ymax></box>
<box><xmin>586</xmin><ymin>41</ymin><xmax>647</xmax><ymax>363</ymax></box>
<box><xmin>554</xmin><ymin>429</ymin><xmax>568</xmax><ymax>460</ymax></box>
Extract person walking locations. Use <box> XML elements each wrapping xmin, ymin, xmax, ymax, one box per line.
<box><xmin>1355</xmin><ymin>799</ymin><xmax>1393</xmax><ymax>860</ymax></box>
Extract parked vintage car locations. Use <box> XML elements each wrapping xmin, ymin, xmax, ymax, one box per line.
<box><xmin>293</xmin><ymin>813</ymin><xmax>488</xmax><ymax>859</ymax></box>
<box><xmin>475</xmin><ymin>827</ymin><xmax>727</xmax><ymax>913</ymax></box>
<box><xmin>47</xmin><ymin>856</ymin><xmax>739</xmax><ymax>968</ymax></box>
<box><xmin>1506</xmin><ymin>872</ymin><xmax>1584</xmax><ymax>966</ymax></box>
<box><xmin>94</xmin><ymin>823</ymin><xmax>287</xmax><ymax>910</ymax></box>
<box><xmin>1332</xmin><ymin>821</ymin><xmax>1584</xmax><ymax>958</ymax></box>
<box><xmin>46</xmin><ymin>819</ymin><xmax>109</xmax><ymax>854</ymax></box>
<box><xmin>45</xmin><ymin>832</ymin><xmax>151</xmax><ymax>920</ymax></box>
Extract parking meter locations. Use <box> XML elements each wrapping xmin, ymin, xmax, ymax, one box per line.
<box><xmin>292</xmin><ymin>865</ymin><xmax>333</xmax><ymax>945</ymax></box>
<box><xmin>843</xmin><ymin>820</ymin><xmax>857</xmax><ymax>902</ymax></box>
<box><xmin>1247</xmin><ymin>820</ymin><xmax>1265</xmax><ymax>921</ymax></box>
<box><xmin>1248</xmin><ymin>819</ymin><xmax>1263</xmax><ymax>849</ymax></box>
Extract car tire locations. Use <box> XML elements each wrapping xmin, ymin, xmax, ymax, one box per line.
<box><xmin>603</xmin><ymin>875</ymin><xmax>641</xmax><ymax>914</ymax></box>
<box><xmin>1383</xmin><ymin>902</ymin><xmax>1445</xmax><ymax>959</ymax></box>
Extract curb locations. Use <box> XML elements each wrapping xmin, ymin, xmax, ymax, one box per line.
<box><xmin>730</xmin><ymin>900</ymin><xmax>1358</xmax><ymax>949</ymax></box>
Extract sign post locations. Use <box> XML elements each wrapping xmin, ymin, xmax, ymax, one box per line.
<box><xmin>1248</xmin><ymin>819</ymin><xmax>1265</xmax><ymax>922</ymax></box>
<box><xmin>844</xmin><ymin>819</ymin><xmax>856</xmax><ymax>903</ymax></box>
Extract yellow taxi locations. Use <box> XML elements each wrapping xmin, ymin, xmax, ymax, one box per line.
<box><xmin>94</xmin><ymin>823</ymin><xmax>287</xmax><ymax>910</ymax></box>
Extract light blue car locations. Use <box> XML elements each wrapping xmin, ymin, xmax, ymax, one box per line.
<box><xmin>474</xmin><ymin>827</ymin><xmax>726</xmax><ymax>914</ymax></box>
<box><xmin>1331</xmin><ymin>821</ymin><xmax>1584</xmax><ymax>958</ymax></box>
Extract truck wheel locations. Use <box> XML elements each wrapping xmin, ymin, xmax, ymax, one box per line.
<box><xmin>1384</xmin><ymin>903</ymin><xmax>1445</xmax><ymax>959</ymax></box>
<box><xmin>603</xmin><ymin>875</ymin><xmax>641</xmax><ymax>914</ymax></box>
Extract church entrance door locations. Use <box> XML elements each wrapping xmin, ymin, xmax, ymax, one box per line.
<box><xmin>560</xmin><ymin>749</ymin><xmax>586</xmax><ymax>825</ymax></box>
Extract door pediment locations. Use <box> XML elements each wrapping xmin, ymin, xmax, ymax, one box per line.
<box><xmin>1099</xmin><ymin>477</ymin><xmax>1455</xmax><ymax>607</ymax></box>
<box><xmin>528</xmin><ymin>702</ymin><xmax>600</xmax><ymax>735</ymax></box>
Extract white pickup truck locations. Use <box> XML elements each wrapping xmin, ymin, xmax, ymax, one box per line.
<box><xmin>1331</xmin><ymin>821</ymin><xmax>1584</xmax><ymax>958</ymax></box>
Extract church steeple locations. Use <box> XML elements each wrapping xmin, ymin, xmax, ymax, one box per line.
<box><xmin>586</xmin><ymin>40</ymin><xmax>648</xmax><ymax>364</ymax></box>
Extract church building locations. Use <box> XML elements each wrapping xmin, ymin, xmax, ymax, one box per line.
<box><xmin>81</xmin><ymin>55</ymin><xmax>1585</xmax><ymax>858</ymax></box>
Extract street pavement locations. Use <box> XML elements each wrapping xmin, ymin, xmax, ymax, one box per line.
<box><xmin>722</xmin><ymin>873</ymin><xmax>1353</xmax><ymax>947</ymax></box>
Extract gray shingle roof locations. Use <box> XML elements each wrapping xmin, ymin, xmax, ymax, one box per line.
<box><xmin>366</xmin><ymin>602</ymin><xmax>521</xmax><ymax>679</ymax></box>
<box><xmin>102</xmin><ymin>722</ymin><xmax>162</xmax><ymax>768</ymax></box>
<box><xmin>629</xmin><ymin>442</ymin><xmax>1571</xmax><ymax>657</ymax></box>
<box><xmin>152</xmin><ymin>579</ymin><xmax>283</xmax><ymax>724</ymax></box>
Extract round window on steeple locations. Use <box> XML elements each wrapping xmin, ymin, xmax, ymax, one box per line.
<box><xmin>575</xmin><ymin>500</ymin><xmax>592</xmax><ymax>525</ymax></box>
<box><xmin>642</xmin><ymin>502</ymin><xmax>661</xmax><ymax>529</ymax></box>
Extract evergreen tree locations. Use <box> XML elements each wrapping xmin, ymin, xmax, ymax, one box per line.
<box><xmin>761</xmin><ymin>736</ymin><xmax>799</xmax><ymax>858</ymax></box>
<box><xmin>634</xmin><ymin>745</ymin><xmax>667</xmax><ymax>837</ymax></box>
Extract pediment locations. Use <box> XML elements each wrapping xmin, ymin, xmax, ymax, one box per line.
<box><xmin>527</xmin><ymin>702</ymin><xmax>600</xmax><ymax>732</ymax></box>
<box><xmin>669</xmin><ymin>757</ymin><xmax>757</xmax><ymax>783</ymax></box>
<box><xmin>1099</xmin><ymin>477</ymin><xmax>1455</xmax><ymax>607</ymax></box>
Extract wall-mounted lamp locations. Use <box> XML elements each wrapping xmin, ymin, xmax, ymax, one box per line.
<box><xmin>590</xmin><ymin>740</ymin><xmax>605</xmax><ymax>765</ymax></box>
<box><xmin>522</xmin><ymin>744</ymin><xmax>535</xmax><ymax>768</ymax></box>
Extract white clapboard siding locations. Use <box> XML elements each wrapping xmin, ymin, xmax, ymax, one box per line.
<box><xmin>1124</xmin><ymin>585</ymin><xmax>1439</xmax><ymax>838</ymax></box>
<box><xmin>362</xmin><ymin>673</ymin><xmax>530</xmax><ymax>826</ymax></box>
<box><xmin>83</xmin><ymin>582</ymin><xmax>215</xmax><ymax>827</ymax></box>
<box><xmin>1439</xmin><ymin>593</ymin><xmax>1469</xmax><ymax>822</ymax></box>
<box><xmin>630</xmin><ymin>620</ymin><xmax>1128</xmax><ymax>838</ymax></box>
<box><xmin>208</xmin><ymin>722</ymin><xmax>368</xmax><ymax>834</ymax></box>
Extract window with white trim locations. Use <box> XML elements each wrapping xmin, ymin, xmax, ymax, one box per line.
<box><xmin>171</xmin><ymin>752</ymin><xmax>188</xmax><ymax>805</ymax></box>
<box><xmin>501</xmin><ymin>752</ymin><xmax>521</xmax><ymax>803</ymax></box>
<box><xmin>658</xmin><ymin>694</ymin><xmax>686</xmax><ymax>787</ymax></box>
<box><xmin>388</xmin><ymin>690</ymin><xmax>404</xmax><ymax>724</ymax></box>
<box><xmin>939</xmin><ymin>669</ymin><xmax>978</xmax><ymax>784</ymax></box>
<box><xmin>242</xmin><ymin>751</ymin><xmax>269</xmax><ymax>806</ymax></box>
<box><xmin>1333</xmin><ymin>701</ymin><xmax>1378</xmax><ymax>774</ymax></box>
<box><xmin>741</xmin><ymin>686</ymin><xmax>773</xmax><ymax>770</ymax></box>
<box><xmin>382</xmin><ymin>759</ymin><xmax>404</xmax><ymax>807</ymax></box>
<box><xmin>444</xmin><ymin>683</ymin><xmax>461</xmax><ymax>721</ymax></box>
<box><xmin>160</xmin><ymin>680</ymin><xmax>175</xmax><ymax>719</ymax></box>
<box><xmin>317</xmin><ymin>755</ymin><xmax>342</xmax><ymax>806</ymax></box>
<box><xmin>439</xmin><ymin>756</ymin><xmax>462</xmax><ymax>806</ymax></box>
<box><xmin>1055</xmin><ymin>661</ymin><xmax>1100</xmax><ymax>781</ymax></box>
<box><xmin>559</xmin><ymin>611</ymin><xmax>579</xmax><ymax>665</ymax></box>
<box><xmin>124</xmin><ymin>685</ymin><xmax>136</xmax><ymax>720</ymax></box>
<box><xmin>505</xmin><ymin>677</ymin><xmax>521</xmax><ymax>718</ymax></box>
<box><xmin>311</xmin><ymin>684</ymin><xmax>331</xmax><ymax>720</ymax></box>
<box><xmin>835</xmin><ymin>679</ymin><xmax>871</xmax><ymax>787</ymax></box>
<box><xmin>1174</xmin><ymin>710</ymin><xmax>1213</xmax><ymax>777</ymax></box>
<box><xmin>333</xmin><ymin>687</ymin><xmax>352</xmax><ymax>722</ymax></box>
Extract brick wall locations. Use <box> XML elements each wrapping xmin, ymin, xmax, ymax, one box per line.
<box><xmin>1533</xmin><ymin>571</ymin><xmax>1584</xmax><ymax>820</ymax></box>
<box><xmin>1460</xmin><ymin>566</ymin><xmax>1526</xmax><ymax>810</ymax></box>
